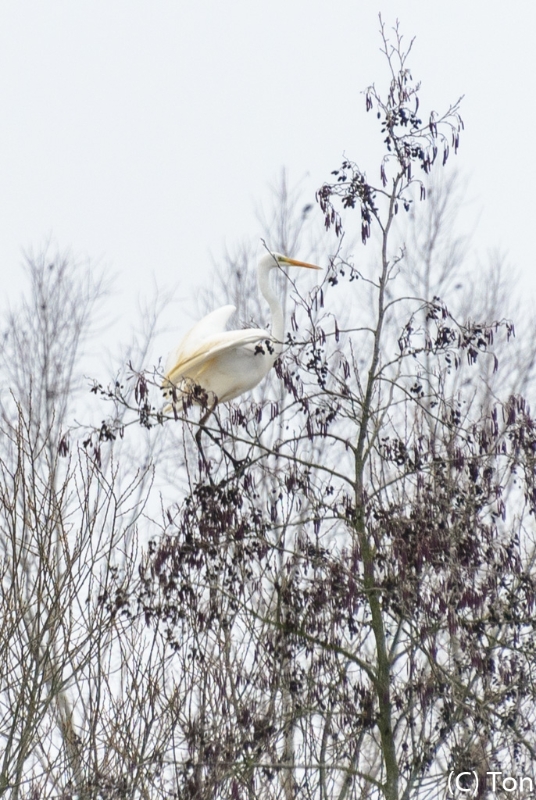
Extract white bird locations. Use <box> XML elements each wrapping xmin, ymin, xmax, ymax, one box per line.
<box><xmin>163</xmin><ymin>252</ymin><xmax>321</xmax><ymax>409</ymax></box>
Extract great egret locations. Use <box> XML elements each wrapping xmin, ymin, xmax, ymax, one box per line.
<box><xmin>163</xmin><ymin>252</ymin><xmax>321</xmax><ymax>409</ymax></box>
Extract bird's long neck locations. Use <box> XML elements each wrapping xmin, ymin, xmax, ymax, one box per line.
<box><xmin>257</xmin><ymin>264</ymin><xmax>284</xmax><ymax>354</ymax></box>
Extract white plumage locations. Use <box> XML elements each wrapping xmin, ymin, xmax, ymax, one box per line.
<box><xmin>163</xmin><ymin>252</ymin><xmax>320</xmax><ymax>407</ymax></box>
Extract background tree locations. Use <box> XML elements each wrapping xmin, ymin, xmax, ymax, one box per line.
<box><xmin>0</xmin><ymin>255</ymin><xmax>178</xmax><ymax>798</ymax></box>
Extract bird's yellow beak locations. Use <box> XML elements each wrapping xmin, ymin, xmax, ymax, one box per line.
<box><xmin>282</xmin><ymin>256</ymin><xmax>322</xmax><ymax>270</ymax></box>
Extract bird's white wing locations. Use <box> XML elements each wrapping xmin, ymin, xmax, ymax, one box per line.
<box><xmin>165</xmin><ymin>327</ymin><xmax>273</xmax><ymax>383</ymax></box>
<box><xmin>164</xmin><ymin>304</ymin><xmax>236</xmax><ymax>374</ymax></box>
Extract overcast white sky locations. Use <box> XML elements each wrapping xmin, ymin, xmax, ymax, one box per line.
<box><xmin>1</xmin><ymin>1</ymin><xmax>535</xmax><ymax>333</ymax></box>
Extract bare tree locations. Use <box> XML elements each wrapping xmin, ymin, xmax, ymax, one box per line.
<box><xmin>125</xmin><ymin>18</ymin><xmax>536</xmax><ymax>800</ymax></box>
<box><xmin>0</xmin><ymin>254</ymin><xmax>178</xmax><ymax>798</ymax></box>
